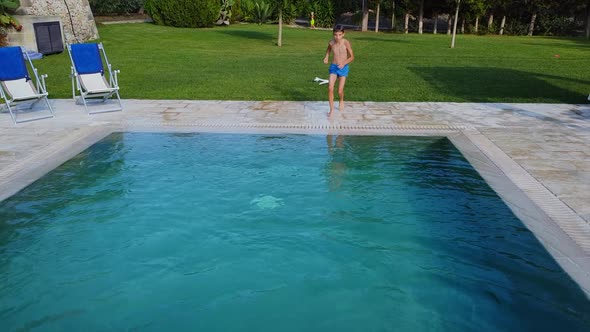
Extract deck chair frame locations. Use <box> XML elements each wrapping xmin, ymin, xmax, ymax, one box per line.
<box><xmin>67</xmin><ymin>43</ymin><xmax>123</xmax><ymax>114</ymax></box>
<box><xmin>0</xmin><ymin>47</ymin><xmax>55</xmax><ymax>124</ymax></box>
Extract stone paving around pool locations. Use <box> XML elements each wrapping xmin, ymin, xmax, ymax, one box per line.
<box><xmin>1</xmin><ymin>99</ymin><xmax>589</xmax><ymax>294</ymax></box>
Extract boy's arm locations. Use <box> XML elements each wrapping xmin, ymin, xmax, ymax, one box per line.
<box><xmin>323</xmin><ymin>43</ymin><xmax>331</xmax><ymax>64</ymax></box>
<box><xmin>344</xmin><ymin>40</ymin><xmax>355</xmax><ymax>65</ymax></box>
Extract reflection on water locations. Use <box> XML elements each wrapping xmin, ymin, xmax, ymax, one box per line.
<box><xmin>326</xmin><ymin>135</ymin><xmax>347</xmax><ymax>192</ymax></box>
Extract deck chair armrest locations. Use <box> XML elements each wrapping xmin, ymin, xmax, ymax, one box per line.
<box><xmin>27</xmin><ymin>64</ymin><xmax>49</xmax><ymax>94</ymax></box>
<box><xmin>70</xmin><ymin>66</ymin><xmax>78</xmax><ymax>99</ymax></box>
<box><xmin>111</xmin><ymin>69</ymin><xmax>120</xmax><ymax>88</ymax></box>
<box><xmin>32</xmin><ymin>67</ymin><xmax>40</xmax><ymax>92</ymax></box>
<box><xmin>105</xmin><ymin>63</ymin><xmax>120</xmax><ymax>88</ymax></box>
<box><xmin>38</xmin><ymin>74</ymin><xmax>48</xmax><ymax>94</ymax></box>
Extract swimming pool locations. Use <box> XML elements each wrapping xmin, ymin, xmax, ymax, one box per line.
<box><xmin>1</xmin><ymin>133</ymin><xmax>589</xmax><ymax>331</ymax></box>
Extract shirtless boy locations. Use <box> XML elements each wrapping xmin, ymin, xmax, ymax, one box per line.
<box><xmin>323</xmin><ymin>25</ymin><xmax>354</xmax><ymax>116</ymax></box>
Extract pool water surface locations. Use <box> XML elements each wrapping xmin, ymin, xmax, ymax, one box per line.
<box><xmin>0</xmin><ymin>133</ymin><xmax>589</xmax><ymax>331</ymax></box>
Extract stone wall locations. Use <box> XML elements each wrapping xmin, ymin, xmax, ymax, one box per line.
<box><xmin>17</xmin><ymin>0</ymin><xmax>98</xmax><ymax>43</ymax></box>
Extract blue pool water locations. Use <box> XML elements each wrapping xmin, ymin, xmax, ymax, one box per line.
<box><xmin>0</xmin><ymin>133</ymin><xmax>589</xmax><ymax>331</ymax></box>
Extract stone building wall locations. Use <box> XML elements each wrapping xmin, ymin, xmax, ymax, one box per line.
<box><xmin>17</xmin><ymin>0</ymin><xmax>98</xmax><ymax>43</ymax></box>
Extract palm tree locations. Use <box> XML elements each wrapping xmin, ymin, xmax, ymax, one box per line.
<box><xmin>274</xmin><ymin>0</ymin><xmax>291</xmax><ymax>47</ymax></box>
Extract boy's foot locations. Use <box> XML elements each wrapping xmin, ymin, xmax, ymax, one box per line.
<box><xmin>328</xmin><ymin>110</ymin><xmax>334</xmax><ymax>117</ymax></box>
<box><xmin>339</xmin><ymin>102</ymin><xmax>344</xmax><ymax>112</ymax></box>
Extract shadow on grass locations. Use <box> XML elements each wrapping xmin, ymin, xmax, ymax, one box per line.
<box><xmin>214</xmin><ymin>29</ymin><xmax>274</xmax><ymax>41</ymax></box>
<box><xmin>409</xmin><ymin>66</ymin><xmax>589</xmax><ymax>103</ymax></box>
<box><xmin>522</xmin><ymin>37</ymin><xmax>590</xmax><ymax>50</ymax></box>
<box><xmin>273</xmin><ymin>83</ymin><xmax>315</xmax><ymax>101</ymax></box>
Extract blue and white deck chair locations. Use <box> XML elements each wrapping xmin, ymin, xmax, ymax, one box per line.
<box><xmin>0</xmin><ymin>46</ymin><xmax>54</xmax><ymax>124</ymax></box>
<box><xmin>67</xmin><ymin>43</ymin><xmax>123</xmax><ymax>114</ymax></box>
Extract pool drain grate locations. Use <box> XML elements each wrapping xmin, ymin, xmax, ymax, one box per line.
<box><xmin>124</xmin><ymin>120</ymin><xmax>467</xmax><ymax>132</ymax></box>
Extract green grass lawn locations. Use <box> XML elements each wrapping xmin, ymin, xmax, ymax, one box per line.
<box><xmin>32</xmin><ymin>23</ymin><xmax>590</xmax><ymax>103</ymax></box>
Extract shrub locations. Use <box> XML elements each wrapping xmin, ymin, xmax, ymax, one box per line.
<box><xmin>312</xmin><ymin>0</ymin><xmax>334</xmax><ymax>28</ymax></box>
<box><xmin>217</xmin><ymin>0</ymin><xmax>233</xmax><ymax>25</ymax></box>
<box><xmin>239</xmin><ymin>0</ymin><xmax>298</xmax><ymax>24</ymax></box>
<box><xmin>503</xmin><ymin>20</ymin><xmax>528</xmax><ymax>36</ymax></box>
<box><xmin>0</xmin><ymin>0</ymin><xmax>20</xmax><ymax>28</ymax></box>
<box><xmin>537</xmin><ymin>16</ymin><xmax>577</xmax><ymax>36</ymax></box>
<box><xmin>0</xmin><ymin>0</ymin><xmax>21</xmax><ymax>46</ymax></box>
<box><xmin>89</xmin><ymin>0</ymin><xmax>145</xmax><ymax>15</ymax></box>
<box><xmin>0</xmin><ymin>26</ymin><xmax>8</xmax><ymax>46</ymax></box>
<box><xmin>237</xmin><ymin>0</ymin><xmax>255</xmax><ymax>22</ymax></box>
<box><xmin>276</xmin><ymin>3</ymin><xmax>297</xmax><ymax>25</ymax></box>
<box><xmin>253</xmin><ymin>1</ymin><xmax>272</xmax><ymax>24</ymax></box>
<box><xmin>144</xmin><ymin>0</ymin><xmax>218</xmax><ymax>28</ymax></box>
<box><xmin>293</xmin><ymin>0</ymin><xmax>311</xmax><ymax>18</ymax></box>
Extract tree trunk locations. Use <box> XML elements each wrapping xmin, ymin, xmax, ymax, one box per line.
<box><xmin>451</xmin><ymin>0</ymin><xmax>460</xmax><ymax>48</ymax></box>
<box><xmin>391</xmin><ymin>0</ymin><xmax>396</xmax><ymax>31</ymax></box>
<box><xmin>586</xmin><ymin>0</ymin><xmax>590</xmax><ymax>38</ymax></box>
<box><xmin>278</xmin><ymin>9</ymin><xmax>283</xmax><ymax>47</ymax></box>
<box><xmin>460</xmin><ymin>18</ymin><xmax>465</xmax><ymax>34</ymax></box>
<box><xmin>487</xmin><ymin>13</ymin><xmax>494</xmax><ymax>30</ymax></box>
<box><xmin>447</xmin><ymin>15</ymin><xmax>452</xmax><ymax>35</ymax></box>
<box><xmin>474</xmin><ymin>16</ymin><xmax>479</xmax><ymax>33</ymax></box>
<box><xmin>528</xmin><ymin>12</ymin><xmax>537</xmax><ymax>36</ymax></box>
<box><xmin>499</xmin><ymin>15</ymin><xmax>506</xmax><ymax>35</ymax></box>
<box><xmin>418</xmin><ymin>0</ymin><xmax>424</xmax><ymax>34</ymax></box>
<box><xmin>433</xmin><ymin>13</ymin><xmax>438</xmax><ymax>34</ymax></box>
<box><xmin>375</xmin><ymin>2</ymin><xmax>380</xmax><ymax>32</ymax></box>
<box><xmin>362</xmin><ymin>0</ymin><xmax>369</xmax><ymax>31</ymax></box>
<box><xmin>404</xmin><ymin>13</ymin><xmax>410</xmax><ymax>34</ymax></box>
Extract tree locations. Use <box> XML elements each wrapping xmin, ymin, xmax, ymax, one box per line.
<box><xmin>391</xmin><ymin>0</ymin><xmax>396</xmax><ymax>30</ymax></box>
<box><xmin>361</xmin><ymin>0</ymin><xmax>369</xmax><ymax>31</ymax></box>
<box><xmin>494</xmin><ymin>0</ymin><xmax>511</xmax><ymax>35</ymax></box>
<box><xmin>397</xmin><ymin>0</ymin><xmax>415</xmax><ymax>34</ymax></box>
<box><xmin>483</xmin><ymin>0</ymin><xmax>511</xmax><ymax>34</ymax></box>
<box><xmin>278</xmin><ymin>2</ymin><xmax>284</xmax><ymax>46</ymax></box>
<box><xmin>418</xmin><ymin>0</ymin><xmax>424</xmax><ymax>34</ymax></box>
<box><xmin>526</xmin><ymin>0</ymin><xmax>537</xmax><ymax>36</ymax></box>
<box><xmin>450</xmin><ymin>0</ymin><xmax>460</xmax><ymax>48</ymax></box>
<box><xmin>273</xmin><ymin>0</ymin><xmax>291</xmax><ymax>46</ymax></box>
<box><xmin>520</xmin><ymin>0</ymin><xmax>554</xmax><ymax>36</ymax></box>
<box><xmin>464</xmin><ymin>0</ymin><xmax>487</xmax><ymax>33</ymax></box>
<box><xmin>333</xmin><ymin>0</ymin><xmax>359</xmax><ymax>18</ymax></box>
<box><xmin>429</xmin><ymin>0</ymin><xmax>452</xmax><ymax>34</ymax></box>
<box><xmin>374</xmin><ymin>0</ymin><xmax>381</xmax><ymax>32</ymax></box>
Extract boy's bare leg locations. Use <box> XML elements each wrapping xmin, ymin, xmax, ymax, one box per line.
<box><xmin>338</xmin><ymin>77</ymin><xmax>347</xmax><ymax>112</ymax></box>
<box><xmin>328</xmin><ymin>74</ymin><xmax>337</xmax><ymax>116</ymax></box>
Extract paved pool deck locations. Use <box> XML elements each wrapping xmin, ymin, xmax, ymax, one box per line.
<box><xmin>1</xmin><ymin>99</ymin><xmax>589</xmax><ymax>295</ymax></box>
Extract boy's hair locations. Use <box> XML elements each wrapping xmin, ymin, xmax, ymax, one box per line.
<box><xmin>333</xmin><ymin>25</ymin><xmax>345</xmax><ymax>33</ymax></box>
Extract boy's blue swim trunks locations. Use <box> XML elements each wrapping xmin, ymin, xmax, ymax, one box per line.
<box><xmin>329</xmin><ymin>64</ymin><xmax>349</xmax><ymax>77</ymax></box>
